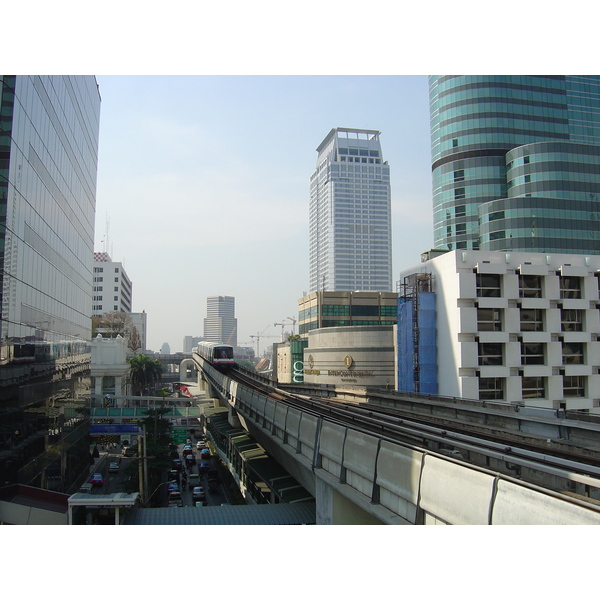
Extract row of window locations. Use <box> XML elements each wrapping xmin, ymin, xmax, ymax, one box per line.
<box><xmin>338</xmin><ymin>148</ymin><xmax>380</xmax><ymax>157</ymax></box>
<box><xmin>339</xmin><ymin>156</ymin><xmax>382</xmax><ymax>164</ymax></box>
<box><xmin>480</xmin><ymin>375</ymin><xmax>586</xmax><ymax>400</ymax></box>
<box><xmin>476</xmin><ymin>273</ymin><xmax>594</xmax><ymax>299</ymax></box>
<box><xmin>93</xmin><ymin>267</ymin><xmax>120</xmax><ymax>273</ymax></box>
<box><xmin>93</xmin><ymin>277</ymin><xmax>120</xmax><ymax>283</ymax></box>
<box><xmin>93</xmin><ymin>305</ymin><xmax>119</xmax><ymax>312</ymax></box>
<box><xmin>478</xmin><ymin>307</ymin><xmax>585</xmax><ymax>332</ymax></box>
<box><xmin>478</xmin><ymin>341</ymin><xmax>586</xmax><ymax>366</ymax></box>
<box><xmin>300</xmin><ymin>304</ymin><xmax>397</xmax><ymax>319</ymax></box>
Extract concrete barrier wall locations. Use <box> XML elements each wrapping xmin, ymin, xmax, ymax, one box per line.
<box><xmin>273</xmin><ymin>402</ymin><xmax>289</xmax><ymax>442</ymax></box>
<box><xmin>284</xmin><ymin>406</ymin><xmax>302</xmax><ymax>451</ymax></box>
<box><xmin>318</xmin><ymin>421</ymin><xmax>346</xmax><ymax>478</ymax></box>
<box><xmin>342</xmin><ymin>430</ymin><xmax>380</xmax><ymax>498</ymax></box>
<box><xmin>491</xmin><ymin>479</ymin><xmax>600</xmax><ymax>525</ymax></box>
<box><xmin>297</xmin><ymin>413</ymin><xmax>319</xmax><ymax>463</ymax></box>
<box><xmin>376</xmin><ymin>441</ymin><xmax>422</xmax><ymax>523</ymax></box>
<box><xmin>419</xmin><ymin>455</ymin><xmax>496</xmax><ymax>525</ymax></box>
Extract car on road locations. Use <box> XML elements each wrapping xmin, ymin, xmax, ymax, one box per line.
<box><xmin>168</xmin><ymin>480</ymin><xmax>180</xmax><ymax>492</ymax></box>
<box><xmin>198</xmin><ymin>461</ymin><xmax>211</xmax><ymax>473</ymax></box>
<box><xmin>185</xmin><ymin>454</ymin><xmax>195</xmax><ymax>467</ymax></box>
<box><xmin>196</xmin><ymin>440</ymin><xmax>206</xmax><ymax>450</ymax></box>
<box><xmin>182</xmin><ymin>445</ymin><xmax>193</xmax><ymax>456</ymax></box>
<box><xmin>200</xmin><ymin>448</ymin><xmax>211</xmax><ymax>459</ymax></box>
<box><xmin>172</xmin><ymin>459</ymin><xmax>183</xmax><ymax>471</ymax></box>
<box><xmin>108</xmin><ymin>462</ymin><xmax>119</xmax><ymax>473</ymax></box>
<box><xmin>168</xmin><ymin>491</ymin><xmax>183</xmax><ymax>507</ymax></box>
<box><xmin>188</xmin><ymin>473</ymin><xmax>200</xmax><ymax>489</ymax></box>
<box><xmin>90</xmin><ymin>473</ymin><xmax>104</xmax><ymax>487</ymax></box>
<box><xmin>192</xmin><ymin>486</ymin><xmax>205</xmax><ymax>501</ymax></box>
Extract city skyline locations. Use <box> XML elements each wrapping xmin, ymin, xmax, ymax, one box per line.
<box><xmin>94</xmin><ymin>76</ymin><xmax>433</xmax><ymax>352</ymax></box>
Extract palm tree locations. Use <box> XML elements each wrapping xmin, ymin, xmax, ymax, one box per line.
<box><xmin>128</xmin><ymin>354</ymin><xmax>163</xmax><ymax>396</ymax></box>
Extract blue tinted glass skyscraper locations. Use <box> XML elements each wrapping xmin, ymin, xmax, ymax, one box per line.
<box><xmin>0</xmin><ymin>76</ymin><xmax>101</xmax><ymax>350</ymax></box>
<box><xmin>430</xmin><ymin>76</ymin><xmax>600</xmax><ymax>254</ymax></box>
<box><xmin>309</xmin><ymin>128</ymin><xmax>392</xmax><ymax>293</ymax></box>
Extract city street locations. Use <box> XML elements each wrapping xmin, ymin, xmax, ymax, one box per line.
<box><xmin>87</xmin><ymin>439</ymin><xmax>230</xmax><ymax>508</ymax></box>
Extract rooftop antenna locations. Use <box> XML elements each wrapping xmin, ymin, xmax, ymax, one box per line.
<box><xmin>105</xmin><ymin>214</ymin><xmax>111</xmax><ymax>258</ymax></box>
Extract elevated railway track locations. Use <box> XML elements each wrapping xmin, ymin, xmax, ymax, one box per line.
<box><xmin>229</xmin><ymin>366</ymin><xmax>600</xmax><ymax>505</ymax></box>
<box><xmin>193</xmin><ymin>352</ymin><xmax>600</xmax><ymax>523</ymax></box>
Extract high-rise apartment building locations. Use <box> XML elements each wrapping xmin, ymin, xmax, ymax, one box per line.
<box><xmin>203</xmin><ymin>296</ymin><xmax>237</xmax><ymax>345</ymax></box>
<box><xmin>309</xmin><ymin>128</ymin><xmax>392</xmax><ymax>293</ymax></box>
<box><xmin>430</xmin><ymin>76</ymin><xmax>600</xmax><ymax>254</ymax></box>
<box><xmin>0</xmin><ymin>75</ymin><xmax>101</xmax><ymax>489</ymax></box>
<box><xmin>92</xmin><ymin>252</ymin><xmax>132</xmax><ymax>315</ymax></box>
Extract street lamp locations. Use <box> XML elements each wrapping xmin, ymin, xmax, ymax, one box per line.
<box><xmin>146</xmin><ymin>480</ymin><xmax>170</xmax><ymax>506</ymax></box>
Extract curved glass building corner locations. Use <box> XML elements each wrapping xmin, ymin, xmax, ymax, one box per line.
<box><xmin>430</xmin><ymin>75</ymin><xmax>600</xmax><ymax>254</ymax></box>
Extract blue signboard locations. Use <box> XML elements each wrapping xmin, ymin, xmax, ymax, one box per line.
<box><xmin>90</xmin><ymin>424</ymin><xmax>141</xmax><ymax>435</ymax></box>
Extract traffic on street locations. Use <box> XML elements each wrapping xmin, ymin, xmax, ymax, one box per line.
<box><xmin>87</xmin><ymin>431</ymin><xmax>231</xmax><ymax>508</ymax></box>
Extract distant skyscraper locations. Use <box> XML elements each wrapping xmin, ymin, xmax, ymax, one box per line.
<box><xmin>92</xmin><ymin>252</ymin><xmax>133</xmax><ymax>315</ymax></box>
<box><xmin>0</xmin><ymin>75</ymin><xmax>100</xmax><ymax>353</ymax></box>
<box><xmin>430</xmin><ymin>75</ymin><xmax>600</xmax><ymax>254</ymax></box>
<box><xmin>203</xmin><ymin>296</ymin><xmax>237</xmax><ymax>345</ymax></box>
<box><xmin>183</xmin><ymin>335</ymin><xmax>204</xmax><ymax>353</ymax></box>
<box><xmin>309</xmin><ymin>128</ymin><xmax>392</xmax><ymax>293</ymax></box>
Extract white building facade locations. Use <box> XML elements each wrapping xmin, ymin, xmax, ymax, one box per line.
<box><xmin>398</xmin><ymin>250</ymin><xmax>600</xmax><ymax>413</ymax></box>
<box><xmin>203</xmin><ymin>296</ymin><xmax>237</xmax><ymax>345</ymax></box>
<box><xmin>92</xmin><ymin>252</ymin><xmax>132</xmax><ymax>315</ymax></box>
<box><xmin>309</xmin><ymin>128</ymin><xmax>392</xmax><ymax>293</ymax></box>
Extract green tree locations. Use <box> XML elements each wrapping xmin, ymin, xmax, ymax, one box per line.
<box><xmin>128</xmin><ymin>354</ymin><xmax>163</xmax><ymax>396</ymax></box>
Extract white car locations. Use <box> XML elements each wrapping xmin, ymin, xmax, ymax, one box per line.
<box><xmin>192</xmin><ymin>486</ymin><xmax>205</xmax><ymax>501</ymax></box>
<box><xmin>196</xmin><ymin>441</ymin><xmax>206</xmax><ymax>450</ymax></box>
<box><xmin>188</xmin><ymin>473</ymin><xmax>200</xmax><ymax>489</ymax></box>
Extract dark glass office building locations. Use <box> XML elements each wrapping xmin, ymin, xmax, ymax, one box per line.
<box><xmin>1</xmin><ymin>76</ymin><xmax>100</xmax><ymax>349</ymax></box>
<box><xmin>0</xmin><ymin>76</ymin><xmax>101</xmax><ymax>492</ymax></box>
<box><xmin>430</xmin><ymin>76</ymin><xmax>600</xmax><ymax>254</ymax></box>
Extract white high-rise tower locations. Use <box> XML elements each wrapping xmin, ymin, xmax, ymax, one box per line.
<box><xmin>309</xmin><ymin>128</ymin><xmax>392</xmax><ymax>293</ymax></box>
<box><xmin>203</xmin><ymin>296</ymin><xmax>237</xmax><ymax>345</ymax></box>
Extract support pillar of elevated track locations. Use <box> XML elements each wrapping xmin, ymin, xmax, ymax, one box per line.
<box><xmin>315</xmin><ymin>478</ymin><xmax>384</xmax><ymax>525</ymax></box>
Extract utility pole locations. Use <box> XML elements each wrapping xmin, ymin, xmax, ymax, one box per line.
<box><xmin>138</xmin><ymin>424</ymin><xmax>145</xmax><ymax>505</ymax></box>
<box><xmin>143</xmin><ymin>425</ymin><xmax>148</xmax><ymax>507</ymax></box>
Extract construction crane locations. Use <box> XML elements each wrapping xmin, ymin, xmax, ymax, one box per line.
<box><xmin>274</xmin><ymin>321</ymin><xmax>287</xmax><ymax>342</ymax></box>
<box><xmin>249</xmin><ymin>326</ymin><xmax>277</xmax><ymax>357</ymax></box>
<box><xmin>274</xmin><ymin>317</ymin><xmax>298</xmax><ymax>341</ymax></box>
<box><xmin>287</xmin><ymin>316</ymin><xmax>297</xmax><ymax>336</ymax></box>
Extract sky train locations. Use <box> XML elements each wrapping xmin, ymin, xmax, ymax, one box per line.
<box><xmin>0</xmin><ymin>339</ymin><xmax>89</xmax><ymax>366</ymax></box>
<box><xmin>195</xmin><ymin>342</ymin><xmax>235</xmax><ymax>369</ymax></box>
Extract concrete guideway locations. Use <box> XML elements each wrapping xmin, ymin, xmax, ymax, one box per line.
<box><xmin>198</xmin><ymin>361</ymin><xmax>600</xmax><ymax>524</ymax></box>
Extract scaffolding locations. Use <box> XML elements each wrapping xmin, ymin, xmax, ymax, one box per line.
<box><xmin>398</xmin><ymin>273</ymin><xmax>435</xmax><ymax>394</ymax></box>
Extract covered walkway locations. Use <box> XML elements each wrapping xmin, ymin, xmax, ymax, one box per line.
<box><xmin>123</xmin><ymin>501</ymin><xmax>316</xmax><ymax>525</ymax></box>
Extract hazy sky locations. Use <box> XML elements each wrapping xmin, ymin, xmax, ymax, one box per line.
<box><xmin>13</xmin><ymin>2</ymin><xmax>587</xmax><ymax>355</ymax></box>
<box><xmin>94</xmin><ymin>75</ymin><xmax>433</xmax><ymax>352</ymax></box>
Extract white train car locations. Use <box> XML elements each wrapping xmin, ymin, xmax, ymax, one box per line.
<box><xmin>195</xmin><ymin>342</ymin><xmax>235</xmax><ymax>370</ymax></box>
